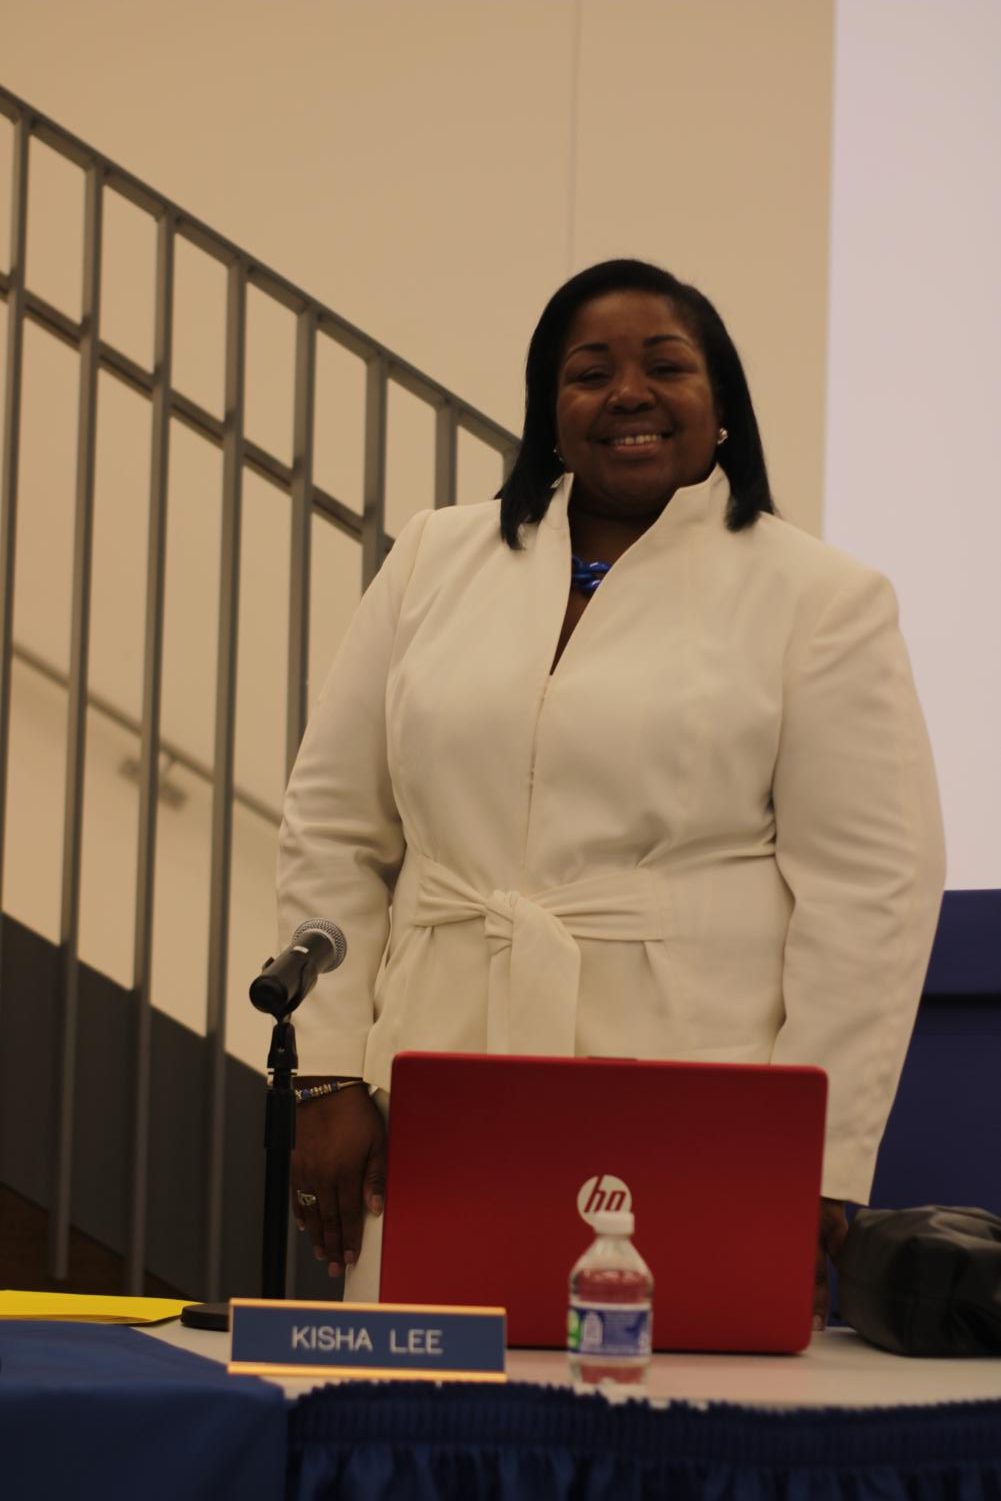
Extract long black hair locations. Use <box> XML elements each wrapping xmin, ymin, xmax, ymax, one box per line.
<box><xmin>497</xmin><ymin>259</ymin><xmax>774</xmax><ymax>547</ymax></box>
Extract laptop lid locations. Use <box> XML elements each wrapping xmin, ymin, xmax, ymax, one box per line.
<box><xmin>379</xmin><ymin>1053</ymin><xmax>827</xmax><ymax>1353</ymax></box>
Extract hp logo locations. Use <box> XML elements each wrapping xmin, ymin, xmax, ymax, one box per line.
<box><xmin>577</xmin><ymin>1173</ymin><xmax>632</xmax><ymax>1226</ymax></box>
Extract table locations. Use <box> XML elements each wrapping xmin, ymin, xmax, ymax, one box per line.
<box><xmin>149</xmin><ymin>1319</ymin><xmax>1001</xmax><ymax>1407</ymax></box>
<box><xmin>4</xmin><ymin>1319</ymin><xmax>999</xmax><ymax>1500</ymax></box>
<box><xmin>148</xmin><ymin>1323</ymin><xmax>1001</xmax><ymax>1500</ymax></box>
<box><xmin>0</xmin><ymin>1319</ymin><xmax>287</xmax><ymax>1501</ymax></box>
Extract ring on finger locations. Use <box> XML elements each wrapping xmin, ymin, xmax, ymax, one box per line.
<box><xmin>296</xmin><ymin>1190</ymin><xmax>318</xmax><ymax>1209</ymax></box>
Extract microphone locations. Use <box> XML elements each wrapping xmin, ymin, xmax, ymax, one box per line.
<box><xmin>249</xmin><ymin>919</ymin><xmax>348</xmax><ymax>1017</ymax></box>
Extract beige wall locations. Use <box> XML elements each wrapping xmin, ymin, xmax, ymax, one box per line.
<box><xmin>4</xmin><ymin>0</ymin><xmax>833</xmax><ymax>525</ymax></box>
<box><xmin>572</xmin><ymin>1</ymin><xmax>833</xmax><ymax>528</ymax></box>
<box><xmin>0</xmin><ymin>0</ymin><xmax>835</xmax><ymax>1059</ymax></box>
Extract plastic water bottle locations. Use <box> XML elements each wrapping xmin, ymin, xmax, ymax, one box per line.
<box><xmin>567</xmin><ymin>1209</ymin><xmax>653</xmax><ymax>1388</ymax></box>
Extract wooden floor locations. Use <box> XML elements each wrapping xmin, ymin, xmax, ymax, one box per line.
<box><xmin>0</xmin><ymin>1182</ymin><xmax>182</xmax><ymax>1297</ymax></box>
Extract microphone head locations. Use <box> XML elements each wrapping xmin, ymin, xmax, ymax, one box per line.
<box><xmin>292</xmin><ymin>918</ymin><xmax>347</xmax><ymax>971</ymax></box>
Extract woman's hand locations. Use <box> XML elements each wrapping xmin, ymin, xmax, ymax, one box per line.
<box><xmin>290</xmin><ymin>1084</ymin><xmax>387</xmax><ymax>1279</ymax></box>
<box><xmin>813</xmin><ymin>1196</ymin><xmax>850</xmax><ymax>1329</ymax></box>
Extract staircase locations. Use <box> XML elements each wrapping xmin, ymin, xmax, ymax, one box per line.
<box><xmin>0</xmin><ymin>82</ymin><xmax>517</xmax><ymax>1299</ymax></box>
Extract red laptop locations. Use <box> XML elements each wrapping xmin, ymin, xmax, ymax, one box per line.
<box><xmin>379</xmin><ymin>1053</ymin><xmax>827</xmax><ymax>1353</ymax></box>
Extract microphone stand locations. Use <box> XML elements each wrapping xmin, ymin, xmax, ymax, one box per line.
<box><xmin>182</xmin><ymin>927</ymin><xmax>344</xmax><ymax>1331</ymax></box>
<box><xmin>261</xmin><ymin>1013</ymin><xmax>297</xmax><ymax>1298</ymax></box>
<box><xmin>182</xmin><ymin>1002</ymin><xmax>302</xmax><ymax>1331</ymax></box>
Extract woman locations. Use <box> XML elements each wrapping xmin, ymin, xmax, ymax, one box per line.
<box><xmin>279</xmin><ymin>259</ymin><xmax>945</xmax><ymax>1320</ymax></box>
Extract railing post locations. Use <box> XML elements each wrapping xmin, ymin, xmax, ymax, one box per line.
<box><xmin>502</xmin><ymin>444</ymin><xmax>519</xmax><ymax>483</ymax></box>
<box><xmin>283</xmin><ymin>303</ymin><xmax>318</xmax><ymax>1298</ymax></box>
<box><xmin>434</xmin><ymin>402</ymin><xmax>458</xmax><ymax>511</ymax></box>
<box><xmin>203</xmin><ymin>256</ymin><xmax>247</xmax><ymax>1301</ymax></box>
<box><xmin>126</xmin><ymin>209</ymin><xmax>175</xmax><ymax>1294</ymax></box>
<box><xmin>287</xmin><ymin>305</ymin><xmax>316</xmax><ymax>782</ymax></box>
<box><xmin>50</xmin><ymin>161</ymin><xmax>104</xmax><ymax>1279</ymax></box>
<box><xmin>361</xmin><ymin>354</ymin><xmax>388</xmax><ymax>589</ymax></box>
<box><xmin>0</xmin><ymin>113</ymin><xmax>30</xmax><ymax>963</ymax></box>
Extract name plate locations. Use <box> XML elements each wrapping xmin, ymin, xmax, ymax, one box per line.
<box><xmin>228</xmin><ymin>1298</ymin><xmax>507</xmax><ymax>1381</ymax></box>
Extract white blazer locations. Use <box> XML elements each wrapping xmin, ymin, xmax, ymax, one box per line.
<box><xmin>278</xmin><ymin>467</ymin><xmax>945</xmax><ymax>1202</ymax></box>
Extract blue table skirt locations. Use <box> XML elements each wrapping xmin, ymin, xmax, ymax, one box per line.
<box><xmin>287</xmin><ymin>1380</ymin><xmax>1001</xmax><ymax>1501</ymax></box>
<box><xmin>0</xmin><ymin>1321</ymin><xmax>287</xmax><ymax>1501</ymax></box>
<box><xmin>5</xmin><ymin>1324</ymin><xmax>999</xmax><ymax>1499</ymax></box>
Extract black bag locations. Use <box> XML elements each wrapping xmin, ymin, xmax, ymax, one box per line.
<box><xmin>839</xmin><ymin>1205</ymin><xmax>1001</xmax><ymax>1356</ymax></box>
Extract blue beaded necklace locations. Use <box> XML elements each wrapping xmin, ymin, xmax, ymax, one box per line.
<box><xmin>570</xmin><ymin>555</ymin><xmax>613</xmax><ymax>596</ymax></box>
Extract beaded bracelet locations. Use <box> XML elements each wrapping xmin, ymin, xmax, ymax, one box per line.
<box><xmin>294</xmin><ymin>1079</ymin><xmax>364</xmax><ymax>1105</ymax></box>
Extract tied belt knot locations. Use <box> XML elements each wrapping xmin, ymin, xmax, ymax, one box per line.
<box><xmin>410</xmin><ymin>857</ymin><xmax>664</xmax><ymax>1055</ymax></box>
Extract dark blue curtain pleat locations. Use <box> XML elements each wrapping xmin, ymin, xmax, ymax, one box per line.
<box><xmin>286</xmin><ymin>1382</ymin><xmax>1001</xmax><ymax>1501</ymax></box>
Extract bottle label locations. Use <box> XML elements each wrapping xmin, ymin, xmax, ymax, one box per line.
<box><xmin>567</xmin><ymin>1300</ymin><xmax>652</xmax><ymax>1359</ymax></box>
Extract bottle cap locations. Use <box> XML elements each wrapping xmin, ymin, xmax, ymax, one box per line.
<box><xmin>593</xmin><ymin>1209</ymin><xmax>634</xmax><ymax>1236</ymax></box>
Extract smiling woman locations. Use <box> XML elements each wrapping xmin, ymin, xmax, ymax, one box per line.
<box><xmin>548</xmin><ymin>287</ymin><xmax>729</xmax><ymax>671</ymax></box>
<box><xmin>277</xmin><ymin>258</ymin><xmax>945</xmax><ymax>1327</ymax></box>
<box><xmin>557</xmin><ymin>292</ymin><xmax>722</xmax><ymax>520</ymax></box>
<box><xmin>499</xmin><ymin>259</ymin><xmax>773</xmax><ymax>548</ymax></box>
<box><xmin>501</xmin><ymin>261</ymin><xmax>774</xmax><ymax>670</ymax></box>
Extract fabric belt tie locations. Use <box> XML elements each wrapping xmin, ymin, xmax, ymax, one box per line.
<box><xmin>411</xmin><ymin>857</ymin><xmax>663</xmax><ymax>1056</ymax></box>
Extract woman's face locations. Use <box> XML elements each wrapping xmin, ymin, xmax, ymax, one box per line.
<box><xmin>555</xmin><ymin>289</ymin><xmax>720</xmax><ymax>521</ymax></box>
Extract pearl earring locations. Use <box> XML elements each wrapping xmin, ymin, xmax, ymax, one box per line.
<box><xmin>716</xmin><ymin>427</ymin><xmax>729</xmax><ymax>447</ymax></box>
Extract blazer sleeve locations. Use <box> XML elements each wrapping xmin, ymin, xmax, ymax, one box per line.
<box><xmin>770</xmin><ymin>567</ymin><xmax>945</xmax><ymax>1203</ymax></box>
<box><xmin>276</xmin><ymin>509</ymin><xmax>432</xmax><ymax>1076</ymax></box>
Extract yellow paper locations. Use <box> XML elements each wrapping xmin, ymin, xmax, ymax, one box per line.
<box><xmin>0</xmin><ymin>1290</ymin><xmax>192</xmax><ymax>1324</ymax></box>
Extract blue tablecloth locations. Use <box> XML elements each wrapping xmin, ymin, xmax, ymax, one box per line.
<box><xmin>287</xmin><ymin>1380</ymin><xmax>1001</xmax><ymax>1500</ymax></box>
<box><xmin>0</xmin><ymin>1321</ymin><xmax>287</xmax><ymax>1501</ymax></box>
<box><xmin>5</xmin><ymin>1323</ymin><xmax>1000</xmax><ymax>1500</ymax></box>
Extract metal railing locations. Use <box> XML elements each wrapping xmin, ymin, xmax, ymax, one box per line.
<box><xmin>0</xmin><ymin>83</ymin><xmax>518</xmax><ymax>1297</ymax></box>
